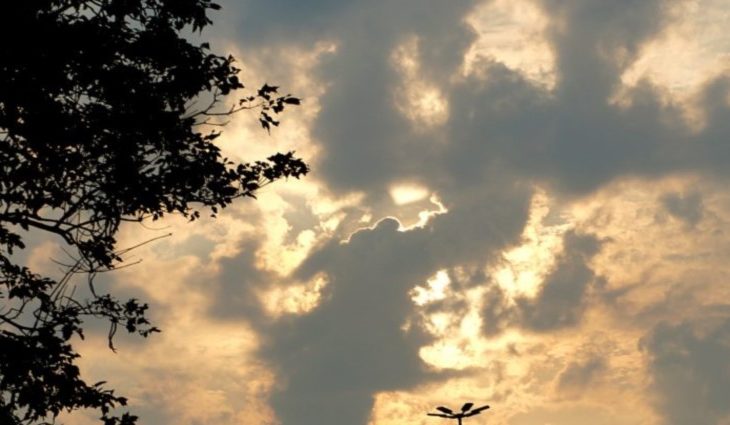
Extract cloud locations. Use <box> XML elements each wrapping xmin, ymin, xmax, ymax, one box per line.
<box><xmin>556</xmin><ymin>356</ymin><xmax>607</xmax><ymax>394</ymax></box>
<box><xmin>51</xmin><ymin>0</ymin><xmax>730</xmax><ymax>424</ymax></box>
<box><xmin>518</xmin><ymin>231</ymin><xmax>603</xmax><ymax>331</ymax></box>
<box><xmin>660</xmin><ymin>190</ymin><xmax>704</xmax><ymax>227</ymax></box>
<box><xmin>479</xmin><ymin>230</ymin><xmax>603</xmax><ymax>336</ymax></box>
<box><xmin>223</xmin><ymin>0</ymin><xmax>730</xmax><ymax>201</ymax></box>
<box><xmin>208</xmin><ymin>240</ymin><xmax>271</xmax><ymax>321</ymax></box>
<box><xmin>219</xmin><ymin>0</ymin><xmax>479</xmax><ymax>197</ymax></box>
<box><xmin>256</xmin><ymin>218</ymin><xmax>441</xmax><ymax>425</ymax></box>
<box><xmin>233</xmin><ymin>189</ymin><xmax>531</xmax><ymax>425</ymax></box>
<box><xmin>641</xmin><ymin>311</ymin><xmax>730</xmax><ymax>425</ymax></box>
<box><xmin>208</xmin><ymin>1</ymin><xmax>730</xmax><ymax>423</ymax></box>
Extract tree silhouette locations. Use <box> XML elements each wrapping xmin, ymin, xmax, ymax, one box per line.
<box><xmin>0</xmin><ymin>1</ymin><xmax>307</xmax><ymax>424</ymax></box>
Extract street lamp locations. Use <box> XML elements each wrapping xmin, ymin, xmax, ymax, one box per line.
<box><xmin>427</xmin><ymin>402</ymin><xmax>490</xmax><ymax>425</ymax></box>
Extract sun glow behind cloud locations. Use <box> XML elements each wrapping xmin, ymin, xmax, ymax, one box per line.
<box><xmin>43</xmin><ymin>0</ymin><xmax>730</xmax><ymax>424</ymax></box>
<box><xmin>620</xmin><ymin>0</ymin><xmax>730</xmax><ymax>97</ymax></box>
<box><xmin>410</xmin><ymin>190</ymin><xmax>568</xmax><ymax>372</ymax></box>
<box><xmin>389</xmin><ymin>182</ymin><xmax>430</xmax><ymax>205</ymax></box>
<box><xmin>397</xmin><ymin>195</ymin><xmax>448</xmax><ymax>231</ymax></box>
<box><xmin>464</xmin><ymin>0</ymin><xmax>556</xmax><ymax>88</ymax></box>
<box><xmin>606</xmin><ymin>0</ymin><xmax>730</xmax><ymax>132</ymax></box>
<box><xmin>391</xmin><ymin>36</ymin><xmax>450</xmax><ymax>129</ymax></box>
<box><xmin>391</xmin><ymin>178</ymin><xmax>727</xmax><ymax>423</ymax></box>
<box><xmin>262</xmin><ymin>273</ymin><xmax>329</xmax><ymax>316</ymax></box>
<box><xmin>492</xmin><ymin>190</ymin><xmax>571</xmax><ymax>299</ymax></box>
<box><xmin>410</xmin><ymin>269</ymin><xmax>450</xmax><ymax>307</ymax></box>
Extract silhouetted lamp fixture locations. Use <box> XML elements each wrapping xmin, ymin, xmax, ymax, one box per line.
<box><xmin>427</xmin><ymin>402</ymin><xmax>490</xmax><ymax>425</ymax></box>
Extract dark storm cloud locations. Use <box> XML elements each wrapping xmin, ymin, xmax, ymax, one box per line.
<box><xmin>641</xmin><ymin>310</ymin><xmax>730</xmax><ymax>425</ymax></box>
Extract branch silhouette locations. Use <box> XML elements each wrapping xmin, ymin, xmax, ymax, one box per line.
<box><xmin>0</xmin><ymin>1</ymin><xmax>307</xmax><ymax>423</ymax></box>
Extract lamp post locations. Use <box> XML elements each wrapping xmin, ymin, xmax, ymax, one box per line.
<box><xmin>427</xmin><ymin>402</ymin><xmax>490</xmax><ymax>425</ymax></box>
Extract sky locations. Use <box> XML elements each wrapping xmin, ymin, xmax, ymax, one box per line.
<box><xmin>42</xmin><ymin>0</ymin><xmax>730</xmax><ymax>424</ymax></box>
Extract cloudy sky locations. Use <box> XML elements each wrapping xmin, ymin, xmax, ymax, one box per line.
<box><xmin>47</xmin><ymin>0</ymin><xmax>730</xmax><ymax>424</ymax></box>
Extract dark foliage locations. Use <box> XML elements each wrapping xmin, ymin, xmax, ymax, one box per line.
<box><xmin>0</xmin><ymin>1</ymin><xmax>307</xmax><ymax>423</ymax></box>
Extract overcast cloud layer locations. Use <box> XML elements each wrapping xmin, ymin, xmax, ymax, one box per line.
<box><xmin>44</xmin><ymin>0</ymin><xmax>730</xmax><ymax>424</ymax></box>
